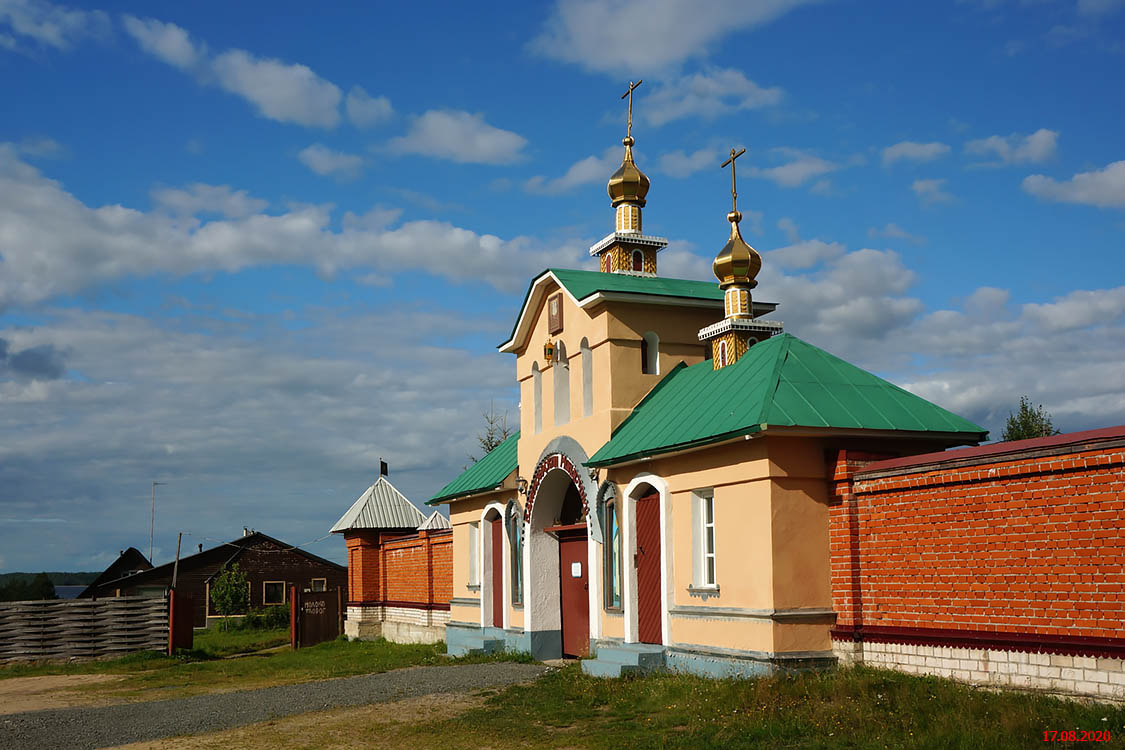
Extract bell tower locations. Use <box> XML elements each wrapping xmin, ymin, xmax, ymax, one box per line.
<box><xmin>699</xmin><ymin>147</ymin><xmax>782</xmax><ymax>369</ymax></box>
<box><xmin>590</xmin><ymin>80</ymin><xmax>667</xmax><ymax>275</ymax></box>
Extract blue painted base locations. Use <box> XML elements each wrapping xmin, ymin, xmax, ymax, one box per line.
<box><xmin>583</xmin><ymin>638</ymin><xmax>836</xmax><ymax>679</ymax></box>
<box><xmin>444</xmin><ymin>623</ymin><xmax>561</xmax><ymax>660</ymax></box>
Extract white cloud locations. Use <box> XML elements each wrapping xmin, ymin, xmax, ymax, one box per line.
<box><xmin>529</xmin><ymin>0</ymin><xmax>818</xmax><ymax>75</ymax></box>
<box><xmin>346</xmin><ymin>86</ymin><xmax>393</xmax><ymax>128</ymax></box>
<box><xmin>123</xmin><ymin>16</ymin><xmax>342</xmax><ymax>129</ymax></box>
<box><xmin>388</xmin><ymin>110</ymin><xmax>526</xmax><ymax>165</ymax></box>
<box><xmin>121</xmin><ymin>15</ymin><xmax>201</xmax><ymax>70</ymax></box>
<box><xmin>16</xmin><ymin>135</ymin><xmax>63</xmax><ymax>158</ymax></box>
<box><xmin>881</xmin><ymin>140</ymin><xmax>951</xmax><ymax>166</ymax></box>
<box><xmin>777</xmin><ymin>217</ymin><xmax>799</xmax><ymax>243</ymax></box>
<box><xmin>765</xmin><ymin>238</ymin><xmax>845</xmax><ymax>270</ymax></box>
<box><xmin>297</xmin><ymin>143</ymin><xmax>364</xmax><ymax>179</ymax></box>
<box><xmin>867</xmin><ymin>222</ymin><xmax>925</xmax><ymax>245</ymax></box>
<box><xmin>1022</xmin><ymin>160</ymin><xmax>1125</xmax><ymax>208</ymax></box>
<box><xmin>965</xmin><ymin>128</ymin><xmax>1058</xmax><ymax>166</ymax></box>
<box><xmin>525</xmin><ymin>146</ymin><xmax>620</xmax><ymax>194</ymax></box>
<box><xmin>0</xmin><ymin>145</ymin><xmax>584</xmax><ymax>307</ymax></box>
<box><xmin>749</xmin><ymin>148</ymin><xmax>839</xmax><ymax>188</ymax></box>
<box><xmin>912</xmin><ymin>178</ymin><xmax>955</xmax><ymax>205</ymax></box>
<box><xmin>211</xmin><ymin>50</ymin><xmax>341</xmax><ymax>128</ymax></box>
<box><xmin>658</xmin><ymin>148</ymin><xmax>716</xmax><ymax>178</ymax></box>
<box><xmin>151</xmin><ymin>183</ymin><xmax>268</xmax><ymax>219</ymax></box>
<box><xmin>644</xmin><ymin>68</ymin><xmax>783</xmax><ymax>126</ymax></box>
<box><xmin>0</xmin><ymin>0</ymin><xmax>108</xmax><ymax>52</ymax></box>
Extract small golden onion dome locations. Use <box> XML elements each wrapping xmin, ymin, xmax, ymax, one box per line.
<box><xmin>607</xmin><ymin>136</ymin><xmax>650</xmax><ymax>207</ymax></box>
<box><xmin>713</xmin><ymin>211</ymin><xmax>762</xmax><ymax>289</ymax></box>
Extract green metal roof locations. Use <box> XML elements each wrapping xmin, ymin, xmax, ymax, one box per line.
<box><xmin>549</xmin><ymin>267</ymin><xmax>725</xmax><ymax>303</ymax></box>
<box><xmin>587</xmin><ymin>334</ymin><xmax>987</xmax><ymax>467</ymax></box>
<box><xmin>501</xmin><ymin>268</ymin><xmax>776</xmax><ymax>350</ymax></box>
<box><xmin>428</xmin><ymin>430</ymin><xmax>519</xmax><ymax>504</ymax></box>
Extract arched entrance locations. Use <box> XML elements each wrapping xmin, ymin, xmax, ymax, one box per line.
<box><xmin>526</xmin><ymin>454</ymin><xmax>590</xmax><ymax>658</ymax></box>
<box><xmin>634</xmin><ymin>485</ymin><xmax>661</xmax><ymax>644</ymax></box>
<box><xmin>482</xmin><ymin>505</ymin><xmax>505</xmax><ymax>629</ymax></box>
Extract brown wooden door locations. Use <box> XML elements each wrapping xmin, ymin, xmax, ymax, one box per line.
<box><xmin>491</xmin><ymin>517</ymin><xmax>504</xmax><ymax>628</ymax></box>
<box><xmin>557</xmin><ymin>527</ymin><xmax>590</xmax><ymax>657</ymax></box>
<box><xmin>636</xmin><ymin>492</ymin><xmax>662</xmax><ymax>644</ymax></box>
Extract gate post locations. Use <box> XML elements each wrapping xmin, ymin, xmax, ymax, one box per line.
<box><xmin>290</xmin><ymin>585</ymin><xmax>298</xmax><ymax>649</ymax></box>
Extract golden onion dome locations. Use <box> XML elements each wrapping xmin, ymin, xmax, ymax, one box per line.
<box><xmin>607</xmin><ymin>136</ymin><xmax>650</xmax><ymax>207</ymax></box>
<box><xmin>713</xmin><ymin>211</ymin><xmax>762</xmax><ymax>289</ymax></box>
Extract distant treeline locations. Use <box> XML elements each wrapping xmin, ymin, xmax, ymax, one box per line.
<box><xmin>0</xmin><ymin>572</ymin><xmax>99</xmax><ymax>586</ymax></box>
<box><xmin>0</xmin><ymin>572</ymin><xmax>99</xmax><ymax>603</ymax></box>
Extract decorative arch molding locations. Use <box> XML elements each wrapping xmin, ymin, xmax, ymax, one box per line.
<box><xmin>524</xmin><ymin>436</ymin><xmax>601</xmax><ymax>544</ymax></box>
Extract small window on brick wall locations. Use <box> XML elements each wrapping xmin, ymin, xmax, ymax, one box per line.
<box><xmin>264</xmin><ymin>581</ymin><xmax>286</xmax><ymax>605</ymax></box>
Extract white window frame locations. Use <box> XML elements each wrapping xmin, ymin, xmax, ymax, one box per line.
<box><xmin>690</xmin><ymin>489</ymin><xmax>718</xmax><ymax>591</ymax></box>
<box><xmin>310</xmin><ymin>578</ymin><xmax>326</xmax><ymax>592</ymax></box>
<box><xmin>468</xmin><ymin>521</ymin><xmax>480</xmax><ymax>587</ymax></box>
<box><xmin>263</xmin><ymin>580</ymin><xmax>286</xmax><ymax>605</ymax></box>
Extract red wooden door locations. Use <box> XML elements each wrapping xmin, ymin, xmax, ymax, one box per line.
<box><xmin>636</xmin><ymin>492</ymin><xmax>662</xmax><ymax>644</ymax></box>
<box><xmin>557</xmin><ymin>527</ymin><xmax>590</xmax><ymax>657</ymax></box>
<box><xmin>491</xmin><ymin>517</ymin><xmax>504</xmax><ymax>628</ymax></box>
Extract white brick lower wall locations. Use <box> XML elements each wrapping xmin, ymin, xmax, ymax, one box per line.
<box><xmin>346</xmin><ymin>605</ymin><xmax>450</xmax><ymax>627</ymax></box>
<box><xmin>344</xmin><ymin>605</ymin><xmax>450</xmax><ymax>645</ymax></box>
<box><xmin>833</xmin><ymin>638</ymin><xmax>1125</xmax><ymax>701</ymax></box>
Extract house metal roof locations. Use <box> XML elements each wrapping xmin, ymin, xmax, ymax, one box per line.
<box><xmin>428</xmin><ymin>430</ymin><xmax>519</xmax><ymax>505</ymax></box>
<box><xmin>587</xmin><ymin>333</ymin><xmax>988</xmax><ymax>467</ymax></box>
<box><xmin>330</xmin><ymin>476</ymin><xmax>427</xmax><ymax>532</ymax></box>
<box><xmin>498</xmin><ymin>268</ymin><xmax>776</xmax><ymax>353</ymax></box>
<box><xmin>418</xmin><ymin>510</ymin><xmax>453</xmax><ymax>530</ymax></box>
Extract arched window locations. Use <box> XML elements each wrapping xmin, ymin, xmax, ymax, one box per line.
<box><xmin>718</xmin><ymin>339</ymin><xmax>728</xmax><ymax>368</ymax></box>
<box><xmin>580</xmin><ymin>337</ymin><xmax>593</xmax><ymax>418</ymax></box>
<box><xmin>632</xmin><ymin>250</ymin><xmax>643</xmax><ymax>272</ymax></box>
<box><xmin>553</xmin><ymin>341</ymin><xmax>570</xmax><ymax>426</ymax></box>
<box><xmin>603</xmin><ymin>497</ymin><xmax>621</xmax><ymax>609</ymax></box>
<box><xmin>506</xmin><ymin>502</ymin><xmax>523</xmax><ymax>606</ymax></box>
<box><xmin>641</xmin><ymin>331</ymin><xmax>659</xmax><ymax>375</ymax></box>
<box><xmin>532</xmin><ymin>362</ymin><xmax>542</xmax><ymax>434</ymax></box>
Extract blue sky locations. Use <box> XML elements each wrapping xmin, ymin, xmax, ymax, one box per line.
<box><xmin>1</xmin><ymin>0</ymin><xmax>1123</xmax><ymax>573</ymax></box>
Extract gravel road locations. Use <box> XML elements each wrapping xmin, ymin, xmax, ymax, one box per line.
<box><xmin>1</xmin><ymin>661</ymin><xmax>547</xmax><ymax>749</ymax></box>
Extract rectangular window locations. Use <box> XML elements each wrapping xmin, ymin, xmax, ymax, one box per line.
<box><xmin>468</xmin><ymin>522</ymin><xmax>480</xmax><ymax>586</ymax></box>
<box><xmin>310</xmin><ymin>578</ymin><xmax>326</xmax><ymax>592</ymax></box>
<box><xmin>263</xmin><ymin>581</ymin><xmax>286</xmax><ymax>605</ymax></box>
<box><xmin>691</xmin><ymin>489</ymin><xmax>717</xmax><ymax>590</ymax></box>
<box><xmin>604</xmin><ymin>502</ymin><xmax>622</xmax><ymax>609</ymax></box>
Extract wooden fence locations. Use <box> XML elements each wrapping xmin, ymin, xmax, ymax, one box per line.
<box><xmin>0</xmin><ymin>596</ymin><xmax>169</xmax><ymax>662</ymax></box>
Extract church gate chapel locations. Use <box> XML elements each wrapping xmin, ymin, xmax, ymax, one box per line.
<box><xmin>423</xmin><ymin>85</ymin><xmax>1125</xmax><ymax>692</ymax></box>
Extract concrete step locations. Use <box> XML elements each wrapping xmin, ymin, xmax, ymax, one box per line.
<box><xmin>593</xmin><ymin>643</ymin><xmax>666</xmax><ymax>670</ymax></box>
<box><xmin>449</xmin><ymin>636</ymin><xmax>505</xmax><ymax>657</ymax></box>
<box><xmin>581</xmin><ymin>658</ymin><xmax>639</xmax><ymax>678</ymax></box>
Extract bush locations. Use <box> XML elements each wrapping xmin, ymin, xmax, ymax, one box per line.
<box><xmin>210</xmin><ymin>563</ymin><xmax>249</xmax><ymax>617</ymax></box>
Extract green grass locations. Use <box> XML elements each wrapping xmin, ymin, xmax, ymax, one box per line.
<box><xmin>0</xmin><ymin>634</ymin><xmax>534</xmax><ymax>701</ymax></box>
<box><xmin>382</xmin><ymin>663</ymin><xmax>1125</xmax><ymax>750</ymax></box>
<box><xmin>192</xmin><ymin>625</ymin><xmax>290</xmax><ymax>658</ymax></box>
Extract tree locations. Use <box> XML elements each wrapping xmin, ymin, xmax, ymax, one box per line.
<box><xmin>469</xmin><ymin>401</ymin><xmax>513</xmax><ymax>463</ymax></box>
<box><xmin>209</xmin><ymin>563</ymin><xmax>249</xmax><ymax>617</ymax></box>
<box><xmin>1002</xmin><ymin>395</ymin><xmax>1060</xmax><ymax>441</ymax></box>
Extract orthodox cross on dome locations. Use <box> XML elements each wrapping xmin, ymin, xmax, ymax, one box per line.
<box><xmin>621</xmin><ymin>79</ymin><xmax>642</xmax><ymax>140</ymax></box>
<box><xmin>721</xmin><ymin>147</ymin><xmax>747</xmax><ymax>216</ymax></box>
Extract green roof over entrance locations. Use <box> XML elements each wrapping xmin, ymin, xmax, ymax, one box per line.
<box><xmin>587</xmin><ymin>334</ymin><xmax>987</xmax><ymax>467</ymax></box>
<box><xmin>428</xmin><ymin>430</ymin><xmax>519</xmax><ymax>505</ymax></box>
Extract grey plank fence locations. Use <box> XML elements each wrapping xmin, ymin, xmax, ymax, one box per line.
<box><xmin>0</xmin><ymin>596</ymin><xmax>168</xmax><ymax>662</ymax></box>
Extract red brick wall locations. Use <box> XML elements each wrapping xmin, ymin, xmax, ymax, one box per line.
<box><xmin>344</xmin><ymin>529</ymin><xmax>452</xmax><ymax>608</ymax></box>
<box><xmin>830</xmin><ymin>434</ymin><xmax>1125</xmax><ymax>648</ymax></box>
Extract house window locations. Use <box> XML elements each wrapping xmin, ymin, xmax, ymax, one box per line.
<box><xmin>264</xmin><ymin>581</ymin><xmax>286</xmax><ymax>605</ymax></box>
<box><xmin>641</xmin><ymin>332</ymin><xmax>659</xmax><ymax>374</ymax></box>
<box><xmin>632</xmin><ymin>250</ymin><xmax>643</xmax><ymax>272</ymax></box>
<box><xmin>692</xmin><ymin>490</ymin><xmax>717</xmax><ymax>590</ymax></box>
<box><xmin>553</xmin><ymin>341</ymin><xmax>570</xmax><ymax>426</ymax></box>
<box><xmin>507</xmin><ymin>502</ymin><xmax>523</xmax><ymax>606</ymax></box>
<box><xmin>468</xmin><ymin>522</ymin><xmax>480</xmax><ymax>587</ymax></box>
<box><xmin>580</xmin><ymin>337</ymin><xmax>593</xmax><ymax>418</ymax></box>
<box><xmin>310</xmin><ymin>578</ymin><xmax>326</xmax><ymax>592</ymax></box>
<box><xmin>603</xmin><ymin>499</ymin><xmax>621</xmax><ymax>609</ymax></box>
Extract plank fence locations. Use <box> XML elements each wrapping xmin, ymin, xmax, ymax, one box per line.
<box><xmin>0</xmin><ymin>596</ymin><xmax>169</xmax><ymax>662</ymax></box>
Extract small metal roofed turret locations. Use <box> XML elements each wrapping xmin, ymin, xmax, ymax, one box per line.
<box><xmin>698</xmin><ymin>146</ymin><xmax>783</xmax><ymax>369</ymax></box>
<box><xmin>591</xmin><ymin>80</ymin><xmax>667</xmax><ymax>274</ymax></box>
